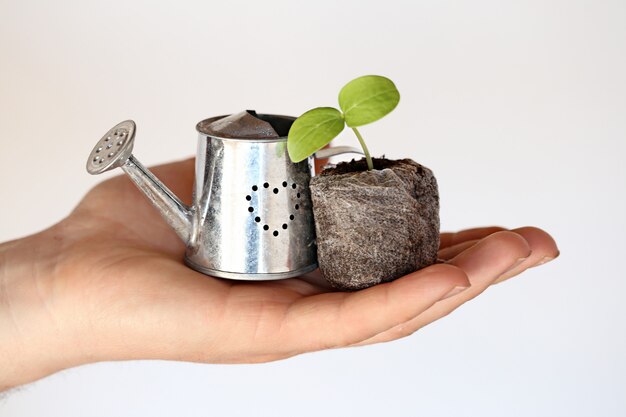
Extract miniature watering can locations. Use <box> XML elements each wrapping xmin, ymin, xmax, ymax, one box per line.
<box><xmin>86</xmin><ymin>114</ymin><xmax>362</xmax><ymax>280</ymax></box>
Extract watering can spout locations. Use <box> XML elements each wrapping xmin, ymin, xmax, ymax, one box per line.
<box><xmin>86</xmin><ymin>120</ymin><xmax>193</xmax><ymax>244</ymax></box>
<box><xmin>121</xmin><ymin>156</ymin><xmax>193</xmax><ymax>243</ymax></box>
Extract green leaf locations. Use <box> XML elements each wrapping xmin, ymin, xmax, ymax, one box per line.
<box><xmin>338</xmin><ymin>75</ymin><xmax>400</xmax><ymax>127</ymax></box>
<box><xmin>287</xmin><ymin>107</ymin><xmax>345</xmax><ymax>162</ymax></box>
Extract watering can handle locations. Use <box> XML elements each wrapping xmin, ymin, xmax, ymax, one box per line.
<box><xmin>313</xmin><ymin>146</ymin><xmax>364</xmax><ymax>160</ymax></box>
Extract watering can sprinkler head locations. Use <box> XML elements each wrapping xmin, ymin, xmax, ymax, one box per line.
<box><xmin>86</xmin><ymin>120</ymin><xmax>193</xmax><ymax>243</ymax></box>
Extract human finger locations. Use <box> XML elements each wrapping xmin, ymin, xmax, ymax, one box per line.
<box><xmin>493</xmin><ymin>226</ymin><xmax>559</xmax><ymax>284</ymax></box>
<box><xmin>438</xmin><ymin>239</ymin><xmax>479</xmax><ymax>260</ymax></box>
<box><xmin>353</xmin><ymin>231</ymin><xmax>530</xmax><ymax>345</ymax></box>
<box><xmin>439</xmin><ymin>226</ymin><xmax>507</xmax><ymax>250</ymax></box>
<box><xmin>280</xmin><ymin>263</ymin><xmax>469</xmax><ymax>353</ymax></box>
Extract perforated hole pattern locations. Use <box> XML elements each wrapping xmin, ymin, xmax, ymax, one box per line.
<box><xmin>91</xmin><ymin>129</ymin><xmax>128</xmax><ymax>165</ymax></box>
<box><xmin>246</xmin><ymin>180</ymin><xmax>303</xmax><ymax>237</ymax></box>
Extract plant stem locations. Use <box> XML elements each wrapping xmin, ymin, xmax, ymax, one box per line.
<box><xmin>351</xmin><ymin>127</ymin><xmax>374</xmax><ymax>171</ymax></box>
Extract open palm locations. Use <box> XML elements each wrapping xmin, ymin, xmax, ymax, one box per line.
<box><xmin>24</xmin><ymin>158</ymin><xmax>558</xmax><ymax>376</ymax></box>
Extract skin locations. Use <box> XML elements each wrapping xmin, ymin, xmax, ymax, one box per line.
<box><xmin>0</xmin><ymin>158</ymin><xmax>559</xmax><ymax>391</ymax></box>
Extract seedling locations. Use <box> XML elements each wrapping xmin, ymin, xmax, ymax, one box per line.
<box><xmin>287</xmin><ymin>75</ymin><xmax>400</xmax><ymax>171</ymax></box>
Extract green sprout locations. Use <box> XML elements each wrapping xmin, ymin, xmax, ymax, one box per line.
<box><xmin>287</xmin><ymin>75</ymin><xmax>400</xmax><ymax>171</ymax></box>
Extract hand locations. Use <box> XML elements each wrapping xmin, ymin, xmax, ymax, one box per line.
<box><xmin>0</xmin><ymin>158</ymin><xmax>559</xmax><ymax>390</ymax></box>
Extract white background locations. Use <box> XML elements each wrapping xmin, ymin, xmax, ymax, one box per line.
<box><xmin>1</xmin><ymin>0</ymin><xmax>625</xmax><ymax>416</ymax></box>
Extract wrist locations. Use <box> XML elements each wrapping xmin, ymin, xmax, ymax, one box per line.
<box><xmin>0</xmin><ymin>225</ymin><xmax>83</xmax><ymax>390</ymax></box>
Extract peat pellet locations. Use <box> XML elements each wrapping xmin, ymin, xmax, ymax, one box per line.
<box><xmin>310</xmin><ymin>158</ymin><xmax>440</xmax><ymax>290</ymax></box>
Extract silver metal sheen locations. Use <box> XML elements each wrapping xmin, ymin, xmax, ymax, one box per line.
<box><xmin>86</xmin><ymin>114</ymin><xmax>363</xmax><ymax>280</ymax></box>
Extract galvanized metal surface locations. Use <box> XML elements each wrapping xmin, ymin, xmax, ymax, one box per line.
<box><xmin>86</xmin><ymin>114</ymin><xmax>363</xmax><ymax>280</ymax></box>
<box><xmin>187</xmin><ymin>115</ymin><xmax>317</xmax><ymax>278</ymax></box>
<box><xmin>86</xmin><ymin>120</ymin><xmax>136</xmax><ymax>175</ymax></box>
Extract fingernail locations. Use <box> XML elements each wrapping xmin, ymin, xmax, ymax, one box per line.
<box><xmin>535</xmin><ymin>256</ymin><xmax>555</xmax><ymax>266</ymax></box>
<box><xmin>503</xmin><ymin>256</ymin><xmax>529</xmax><ymax>275</ymax></box>
<box><xmin>440</xmin><ymin>285</ymin><xmax>470</xmax><ymax>300</ymax></box>
<box><xmin>495</xmin><ymin>256</ymin><xmax>530</xmax><ymax>283</ymax></box>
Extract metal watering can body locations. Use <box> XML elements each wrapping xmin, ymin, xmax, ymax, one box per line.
<box><xmin>86</xmin><ymin>114</ymin><xmax>361</xmax><ymax>280</ymax></box>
